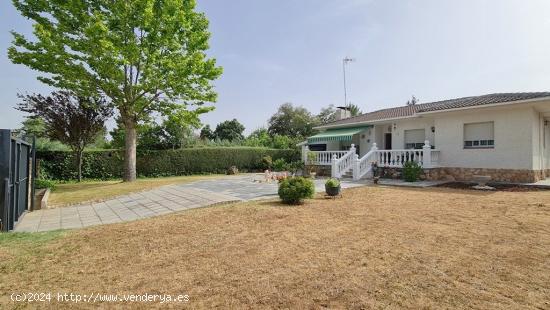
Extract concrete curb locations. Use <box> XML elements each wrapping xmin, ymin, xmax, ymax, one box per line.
<box><xmin>40</xmin><ymin>188</ymin><xmax>51</xmax><ymax>209</ymax></box>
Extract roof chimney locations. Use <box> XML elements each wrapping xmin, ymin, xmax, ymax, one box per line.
<box><xmin>335</xmin><ymin>106</ymin><xmax>352</xmax><ymax>121</ymax></box>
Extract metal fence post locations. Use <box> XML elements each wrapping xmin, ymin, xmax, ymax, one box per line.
<box><xmin>0</xmin><ymin>130</ymin><xmax>11</xmax><ymax>231</ymax></box>
<box><xmin>30</xmin><ymin>137</ymin><xmax>36</xmax><ymax>211</ymax></box>
<box><xmin>1</xmin><ymin>179</ymin><xmax>8</xmax><ymax>232</ymax></box>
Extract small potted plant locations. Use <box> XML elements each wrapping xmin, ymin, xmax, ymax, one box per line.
<box><xmin>325</xmin><ymin>178</ymin><xmax>341</xmax><ymax>197</ymax></box>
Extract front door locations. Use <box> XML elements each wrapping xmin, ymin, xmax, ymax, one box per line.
<box><xmin>384</xmin><ymin>133</ymin><xmax>392</xmax><ymax>150</ymax></box>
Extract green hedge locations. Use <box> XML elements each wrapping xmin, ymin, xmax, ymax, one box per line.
<box><xmin>37</xmin><ymin>147</ymin><xmax>300</xmax><ymax>180</ymax></box>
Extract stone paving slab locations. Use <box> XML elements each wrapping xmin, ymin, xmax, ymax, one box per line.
<box><xmin>14</xmin><ymin>174</ymin><xmax>370</xmax><ymax>232</ymax></box>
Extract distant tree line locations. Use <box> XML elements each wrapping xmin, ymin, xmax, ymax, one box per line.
<box><xmin>18</xmin><ymin>101</ymin><xmax>364</xmax><ymax>153</ymax></box>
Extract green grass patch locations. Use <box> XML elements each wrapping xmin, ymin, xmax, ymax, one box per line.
<box><xmin>0</xmin><ymin>230</ymin><xmax>67</xmax><ymax>272</ymax></box>
<box><xmin>0</xmin><ymin>230</ymin><xmax>65</xmax><ymax>247</ymax></box>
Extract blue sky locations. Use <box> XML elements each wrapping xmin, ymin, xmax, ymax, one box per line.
<box><xmin>1</xmin><ymin>0</ymin><xmax>550</xmax><ymax>134</ymax></box>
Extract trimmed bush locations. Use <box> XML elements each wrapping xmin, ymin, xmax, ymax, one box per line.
<box><xmin>403</xmin><ymin>161</ymin><xmax>422</xmax><ymax>182</ymax></box>
<box><xmin>37</xmin><ymin>147</ymin><xmax>300</xmax><ymax>180</ymax></box>
<box><xmin>278</xmin><ymin>177</ymin><xmax>315</xmax><ymax>205</ymax></box>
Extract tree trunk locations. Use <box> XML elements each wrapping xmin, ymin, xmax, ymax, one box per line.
<box><xmin>76</xmin><ymin>149</ymin><xmax>83</xmax><ymax>182</ymax></box>
<box><xmin>123</xmin><ymin>120</ymin><xmax>137</xmax><ymax>182</ymax></box>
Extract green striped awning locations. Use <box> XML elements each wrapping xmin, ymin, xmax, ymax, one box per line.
<box><xmin>307</xmin><ymin>126</ymin><xmax>371</xmax><ymax>143</ymax></box>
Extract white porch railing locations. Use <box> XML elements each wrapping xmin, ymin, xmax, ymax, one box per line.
<box><xmin>354</xmin><ymin>145</ymin><xmax>378</xmax><ymax>180</ymax></box>
<box><xmin>331</xmin><ymin>145</ymin><xmax>357</xmax><ymax>178</ymax></box>
<box><xmin>430</xmin><ymin>150</ymin><xmax>440</xmax><ymax>167</ymax></box>
<box><xmin>305</xmin><ymin>141</ymin><xmax>440</xmax><ymax>180</ymax></box>
<box><xmin>350</xmin><ymin>140</ymin><xmax>439</xmax><ymax>180</ymax></box>
<box><xmin>303</xmin><ymin>148</ymin><xmax>349</xmax><ymax>165</ymax></box>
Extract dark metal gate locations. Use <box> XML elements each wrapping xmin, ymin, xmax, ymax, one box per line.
<box><xmin>0</xmin><ymin>129</ymin><xmax>36</xmax><ymax>231</ymax></box>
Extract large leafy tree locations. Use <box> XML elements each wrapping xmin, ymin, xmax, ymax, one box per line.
<box><xmin>214</xmin><ymin>119</ymin><xmax>245</xmax><ymax>141</ymax></box>
<box><xmin>16</xmin><ymin>91</ymin><xmax>112</xmax><ymax>181</ymax></box>
<box><xmin>199</xmin><ymin>124</ymin><xmax>215</xmax><ymax>140</ymax></box>
<box><xmin>317</xmin><ymin>103</ymin><xmax>362</xmax><ymax>124</ymax></box>
<box><xmin>347</xmin><ymin>103</ymin><xmax>362</xmax><ymax>117</ymax></box>
<box><xmin>110</xmin><ymin>112</ymin><xmax>200</xmax><ymax>150</ymax></box>
<box><xmin>317</xmin><ymin>104</ymin><xmax>337</xmax><ymax>124</ymax></box>
<box><xmin>268</xmin><ymin>103</ymin><xmax>318</xmax><ymax>138</ymax></box>
<box><xmin>9</xmin><ymin>0</ymin><xmax>222</xmax><ymax>181</ymax></box>
<box><xmin>162</xmin><ymin>114</ymin><xmax>198</xmax><ymax>149</ymax></box>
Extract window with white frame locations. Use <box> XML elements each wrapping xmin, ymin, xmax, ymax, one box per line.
<box><xmin>463</xmin><ymin>122</ymin><xmax>494</xmax><ymax>149</ymax></box>
<box><xmin>404</xmin><ymin>129</ymin><xmax>425</xmax><ymax>149</ymax></box>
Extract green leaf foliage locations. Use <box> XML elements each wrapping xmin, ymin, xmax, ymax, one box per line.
<box><xmin>35</xmin><ymin>179</ymin><xmax>56</xmax><ymax>191</ymax></box>
<box><xmin>37</xmin><ymin>148</ymin><xmax>300</xmax><ymax>180</ymax></box>
<box><xmin>9</xmin><ymin>0</ymin><xmax>223</xmax><ymax>179</ymax></box>
<box><xmin>214</xmin><ymin>119</ymin><xmax>245</xmax><ymax>141</ymax></box>
<box><xmin>9</xmin><ymin>0</ymin><xmax>222</xmax><ymax>119</ymax></box>
<box><xmin>325</xmin><ymin>178</ymin><xmax>340</xmax><ymax>187</ymax></box>
<box><xmin>272</xmin><ymin>158</ymin><xmax>289</xmax><ymax>172</ymax></box>
<box><xmin>268</xmin><ymin>103</ymin><xmax>319</xmax><ymax>138</ymax></box>
<box><xmin>402</xmin><ymin>161</ymin><xmax>422</xmax><ymax>182</ymax></box>
<box><xmin>278</xmin><ymin>177</ymin><xmax>315</xmax><ymax>205</ymax></box>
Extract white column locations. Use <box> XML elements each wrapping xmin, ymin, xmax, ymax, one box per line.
<box><xmin>331</xmin><ymin>154</ymin><xmax>338</xmax><ymax>178</ymax></box>
<box><xmin>371</xmin><ymin>142</ymin><xmax>378</xmax><ymax>152</ymax></box>
<box><xmin>352</xmin><ymin>153</ymin><xmax>360</xmax><ymax>180</ymax></box>
<box><xmin>422</xmin><ymin>140</ymin><xmax>432</xmax><ymax>168</ymax></box>
<box><xmin>370</xmin><ymin>142</ymin><xmax>379</xmax><ymax>166</ymax></box>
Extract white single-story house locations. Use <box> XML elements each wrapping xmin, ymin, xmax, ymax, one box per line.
<box><xmin>302</xmin><ymin>92</ymin><xmax>550</xmax><ymax>183</ymax></box>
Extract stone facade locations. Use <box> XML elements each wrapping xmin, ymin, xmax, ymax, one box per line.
<box><xmin>318</xmin><ymin>163</ymin><xmax>550</xmax><ymax>183</ymax></box>
<box><xmin>314</xmin><ymin>166</ymin><xmax>332</xmax><ymax>177</ymax></box>
<box><xmin>424</xmin><ymin>168</ymin><xmax>550</xmax><ymax>183</ymax></box>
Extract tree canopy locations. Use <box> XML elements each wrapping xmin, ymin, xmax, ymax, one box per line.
<box><xmin>268</xmin><ymin>103</ymin><xmax>318</xmax><ymax>138</ymax></box>
<box><xmin>9</xmin><ymin>0</ymin><xmax>222</xmax><ymax>181</ymax></box>
<box><xmin>214</xmin><ymin>119</ymin><xmax>245</xmax><ymax>141</ymax></box>
<box><xmin>16</xmin><ymin>91</ymin><xmax>112</xmax><ymax>181</ymax></box>
<box><xmin>317</xmin><ymin>105</ymin><xmax>337</xmax><ymax>124</ymax></box>
<box><xmin>199</xmin><ymin>124</ymin><xmax>215</xmax><ymax>140</ymax></box>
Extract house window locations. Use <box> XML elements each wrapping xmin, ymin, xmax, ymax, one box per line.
<box><xmin>308</xmin><ymin>144</ymin><xmax>327</xmax><ymax>151</ymax></box>
<box><xmin>464</xmin><ymin>122</ymin><xmax>494</xmax><ymax>149</ymax></box>
<box><xmin>404</xmin><ymin>129</ymin><xmax>425</xmax><ymax>149</ymax></box>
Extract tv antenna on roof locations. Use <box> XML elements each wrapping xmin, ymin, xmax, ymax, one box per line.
<box><xmin>342</xmin><ymin>57</ymin><xmax>356</xmax><ymax>107</ymax></box>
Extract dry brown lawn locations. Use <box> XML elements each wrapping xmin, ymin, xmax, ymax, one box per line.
<box><xmin>1</xmin><ymin>186</ymin><xmax>550</xmax><ymax>309</ymax></box>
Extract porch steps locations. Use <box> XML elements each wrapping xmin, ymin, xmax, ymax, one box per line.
<box><xmin>342</xmin><ymin>170</ymin><xmax>353</xmax><ymax>179</ymax></box>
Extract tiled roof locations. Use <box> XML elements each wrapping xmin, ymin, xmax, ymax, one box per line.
<box><xmin>321</xmin><ymin>92</ymin><xmax>550</xmax><ymax>127</ymax></box>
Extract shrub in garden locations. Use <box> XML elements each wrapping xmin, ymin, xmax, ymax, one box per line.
<box><xmin>288</xmin><ymin>161</ymin><xmax>305</xmax><ymax>174</ymax></box>
<box><xmin>272</xmin><ymin>158</ymin><xmax>289</xmax><ymax>171</ymax></box>
<box><xmin>35</xmin><ymin>179</ymin><xmax>56</xmax><ymax>191</ymax></box>
<box><xmin>403</xmin><ymin>161</ymin><xmax>422</xmax><ymax>182</ymax></box>
<box><xmin>278</xmin><ymin>177</ymin><xmax>315</xmax><ymax>205</ymax></box>
<box><xmin>261</xmin><ymin>155</ymin><xmax>273</xmax><ymax>170</ymax></box>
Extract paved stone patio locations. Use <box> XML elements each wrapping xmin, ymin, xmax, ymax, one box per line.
<box><xmin>14</xmin><ymin>174</ymin><xmax>368</xmax><ymax>232</ymax></box>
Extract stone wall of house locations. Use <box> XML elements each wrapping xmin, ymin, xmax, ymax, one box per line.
<box><xmin>424</xmin><ymin>168</ymin><xmax>550</xmax><ymax>183</ymax></box>
<box><xmin>321</xmin><ymin>162</ymin><xmax>550</xmax><ymax>183</ymax></box>
<box><xmin>313</xmin><ymin>165</ymin><xmax>332</xmax><ymax>177</ymax></box>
